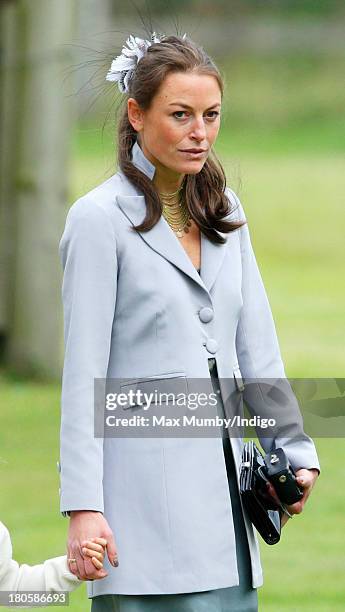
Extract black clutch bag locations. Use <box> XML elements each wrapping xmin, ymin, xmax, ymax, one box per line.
<box><xmin>240</xmin><ymin>440</ymin><xmax>281</xmax><ymax>545</ymax></box>
<box><xmin>240</xmin><ymin>441</ymin><xmax>303</xmax><ymax>545</ymax></box>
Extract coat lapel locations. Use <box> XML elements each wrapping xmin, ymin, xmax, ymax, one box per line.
<box><xmin>116</xmin><ymin>140</ymin><xmax>229</xmax><ymax>294</ymax></box>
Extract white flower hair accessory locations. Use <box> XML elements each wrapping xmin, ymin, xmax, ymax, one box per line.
<box><xmin>106</xmin><ymin>31</ymin><xmax>187</xmax><ymax>93</ymax></box>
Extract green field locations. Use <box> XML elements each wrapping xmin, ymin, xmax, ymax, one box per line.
<box><xmin>1</xmin><ymin>51</ymin><xmax>344</xmax><ymax>610</ymax></box>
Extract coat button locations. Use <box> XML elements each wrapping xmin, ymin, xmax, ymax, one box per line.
<box><xmin>199</xmin><ymin>307</ymin><xmax>214</xmax><ymax>323</ymax></box>
<box><xmin>205</xmin><ymin>338</ymin><xmax>218</xmax><ymax>354</ymax></box>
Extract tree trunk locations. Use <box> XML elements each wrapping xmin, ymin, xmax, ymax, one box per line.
<box><xmin>6</xmin><ymin>0</ymin><xmax>75</xmax><ymax>379</ymax></box>
<box><xmin>0</xmin><ymin>1</ymin><xmax>21</xmax><ymax>358</ymax></box>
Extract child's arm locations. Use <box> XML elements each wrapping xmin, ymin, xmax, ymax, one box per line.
<box><xmin>0</xmin><ymin>523</ymin><xmax>107</xmax><ymax>596</ymax></box>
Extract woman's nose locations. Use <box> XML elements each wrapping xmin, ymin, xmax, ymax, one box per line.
<box><xmin>189</xmin><ymin>117</ymin><xmax>207</xmax><ymax>141</ymax></box>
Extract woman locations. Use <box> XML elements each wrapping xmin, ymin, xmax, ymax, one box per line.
<box><xmin>58</xmin><ymin>33</ymin><xmax>320</xmax><ymax>611</ymax></box>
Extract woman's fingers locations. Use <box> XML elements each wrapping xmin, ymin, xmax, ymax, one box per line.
<box><xmin>295</xmin><ymin>468</ymin><xmax>318</xmax><ymax>504</ymax></box>
<box><xmin>266</xmin><ymin>467</ymin><xmax>319</xmax><ymax>530</ymax></box>
<box><xmin>268</xmin><ymin>468</ymin><xmax>319</xmax><ymax>520</ymax></box>
<box><xmin>68</xmin><ymin>543</ymin><xmax>87</xmax><ymax>580</ymax></box>
<box><xmin>67</xmin><ymin>554</ymin><xmax>80</xmax><ymax>577</ymax></box>
<box><xmin>104</xmin><ymin>531</ymin><xmax>119</xmax><ymax>567</ymax></box>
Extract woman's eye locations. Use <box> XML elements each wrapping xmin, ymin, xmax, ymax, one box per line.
<box><xmin>172</xmin><ymin>111</ymin><xmax>220</xmax><ymax>120</ymax></box>
<box><xmin>207</xmin><ymin>111</ymin><xmax>220</xmax><ymax>119</ymax></box>
<box><xmin>173</xmin><ymin>111</ymin><xmax>188</xmax><ymax>119</ymax></box>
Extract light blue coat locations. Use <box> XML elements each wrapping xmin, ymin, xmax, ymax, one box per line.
<box><xmin>58</xmin><ymin>139</ymin><xmax>320</xmax><ymax>596</ymax></box>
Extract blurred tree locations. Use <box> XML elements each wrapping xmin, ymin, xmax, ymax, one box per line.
<box><xmin>0</xmin><ymin>1</ymin><xmax>19</xmax><ymax>361</ymax></box>
<box><xmin>0</xmin><ymin>0</ymin><xmax>75</xmax><ymax>379</ymax></box>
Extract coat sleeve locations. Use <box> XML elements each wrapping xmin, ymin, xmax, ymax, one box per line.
<box><xmin>3</xmin><ymin>557</ymin><xmax>81</xmax><ymax>593</ymax></box>
<box><xmin>0</xmin><ymin>523</ymin><xmax>80</xmax><ymax>593</ymax></box>
<box><xmin>227</xmin><ymin>188</ymin><xmax>320</xmax><ymax>474</ymax></box>
<box><xmin>58</xmin><ymin>198</ymin><xmax>118</xmax><ymax>513</ymax></box>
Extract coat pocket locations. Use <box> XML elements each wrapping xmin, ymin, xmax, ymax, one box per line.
<box><xmin>120</xmin><ymin>371</ymin><xmax>187</xmax><ymax>410</ymax></box>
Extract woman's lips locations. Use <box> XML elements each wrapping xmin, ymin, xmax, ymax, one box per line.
<box><xmin>178</xmin><ymin>149</ymin><xmax>207</xmax><ymax>158</ymax></box>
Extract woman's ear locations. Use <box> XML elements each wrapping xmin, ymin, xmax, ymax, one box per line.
<box><xmin>127</xmin><ymin>98</ymin><xmax>144</xmax><ymax>133</ymax></box>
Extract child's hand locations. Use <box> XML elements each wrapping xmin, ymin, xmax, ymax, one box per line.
<box><xmin>81</xmin><ymin>537</ymin><xmax>107</xmax><ymax>572</ymax></box>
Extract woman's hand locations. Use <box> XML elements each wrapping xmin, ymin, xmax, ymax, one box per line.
<box><xmin>266</xmin><ymin>468</ymin><xmax>319</xmax><ymax>528</ymax></box>
<box><xmin>67</xmin><ymin>511</ymin><xmax>119</xmax><ymax>580</ymax></box>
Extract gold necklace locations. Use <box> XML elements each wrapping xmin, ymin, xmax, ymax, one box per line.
<box><xmin>160</xmin><ymin>189</ymin><xmax>192</xmax><ymax>238</ymax></box>
<box><xmin>160</xmin><ymin>185</ymin><xmax>183</xmax><ymax>198</ymax></box>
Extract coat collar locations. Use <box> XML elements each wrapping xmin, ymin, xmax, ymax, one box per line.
<box><xmin>116</xmin><ymin>138</ymin><xmax>228</xmax><ymax>294</ymax></box>
<box><xmin>131</xmin><ymin>139</ymin><xmax>156</xmax><ymax>181</ymax></box>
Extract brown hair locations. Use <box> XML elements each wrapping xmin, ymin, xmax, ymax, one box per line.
<box><xmin>117</xmin><ymin>34</ymin><xmax>246</xmax><ymax>244</ymax></box>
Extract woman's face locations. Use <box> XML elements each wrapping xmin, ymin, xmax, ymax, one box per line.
<box><xmin>128</xmin><ymin>71</ymin><xmax>222</xmax><ymax>182</ymax></box>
